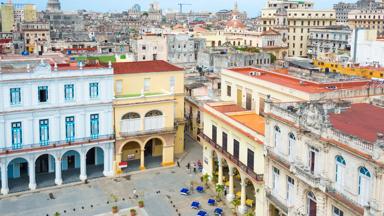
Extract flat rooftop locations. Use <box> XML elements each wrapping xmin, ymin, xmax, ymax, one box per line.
<box><xmin>329</xmin><ymin>103</ymin><xmax>384</xmax><ymax>143</ymax></box>
<box><xmin>113</xmin><ymin>60</ymin><xmax>183</xmax><ymax>74</ymax></box>
<box><xmin>207</xmin><ymin>102</ymin><xmax>265</xmax><ymax>135</ymax></box>
<box><xmin>228</xmin><ymin>67</ymin><xmax>375</xmax><ymax>94</ymax></box>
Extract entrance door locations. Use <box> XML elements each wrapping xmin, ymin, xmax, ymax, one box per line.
<box><xmin>20</xmin><ymin>162</ymin><xmax>28</xmax><ymax>177</ymax></box>
<box><xmin>36</xmin><ymin>155</ymin><xmax>49</xmax><ymax>173</ymax></box>
<box><xmin>68</xmin><ymin>155</ymin><xmax>75</xmax><ymax>169</ymax></box>
<box><xmin>87</xmin><ymin>148</ymin><xmax>96</xmax><ymax>165</ymax></box>
<box><xmin>237</xmin><ymin>89</ymin><xmax>242</xmax><ymax>107</ymax></box>
<box><xmin>145</xmin><ymin>141</ymin><xmax>153</xmax><ymax>157</ymax></box>
<box><xmin>246</xmin><ymin>93</ymin><xmax>252</xmax><ymax>110</ymax></box>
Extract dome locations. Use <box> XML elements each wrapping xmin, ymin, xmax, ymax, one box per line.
<box><xmin>226</xmin><ymin>19</ymin><xmax>245</xmax><ymax>29</ymax></box>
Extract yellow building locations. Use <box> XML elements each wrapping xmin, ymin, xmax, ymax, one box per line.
<box><xmin>112</xmin><ymin>60</ymin><xmax>185</xmax><ymax>173</ymax></box>
<box><xmin>23</xmin><ymin>4</ymin><xmax>37</xmax><ymax>22</ymax></box>
<box><xmin>1</xmin><ymin>3</ymin><xmax>14</xmax><ymax>33</ymax></box>
<box><xmin>200</xmin><ymin>102</ymin><xmax>265</xmax><ymax>215</ymax></box>
<box><xmin>313</xmin><ymin>59</ymin><xmax>384</xmax><ymax>79</ymax></box>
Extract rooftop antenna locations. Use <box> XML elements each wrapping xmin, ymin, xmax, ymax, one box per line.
<box><xmin>177</xmin><ymin>3</ymin><xmax>191</xmax><ymax>14</ymax></box>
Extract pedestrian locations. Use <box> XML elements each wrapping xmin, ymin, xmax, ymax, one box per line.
<box><xmin>177</xmin><ymin>160</ymin><xmax>180</xmax><ymax>168</ymax></box>
<box><xmin>193</xmin><ymin>162</ymin><xmax>197</xmax><ymax>173</ymax></box>
<box><xmin>224</xmin><ymin>187</ymin><xmax>228</xmax><ymax>196</ymax></box>
<box><xmin>186</xmin><ymin>162</ymin><xmax>190</xmax><ymax>173</ymax></box>
<box><xmin>133</xmin><ymin>188</ymin><xmax>137</xmax><ymax>199</ymax></box>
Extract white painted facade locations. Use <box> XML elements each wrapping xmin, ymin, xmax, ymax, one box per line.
<box><xmin>0</xmin><ymin>60</ymin><xmax>115</xmax><ymax>195</ymax></box>
<box><xmin>351</xmin><ymin>29</ymin><xmax>384</xmax><ymax>66</ymax></box>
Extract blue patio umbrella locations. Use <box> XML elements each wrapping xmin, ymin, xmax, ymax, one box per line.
<box><xmin>191</xmin><ymin>201</ymin><xmax>201</xmax><ymax>209</ymax></box>
<box><xmin>214</xmin><ymin>208</ymin><xmax>223</xmax><ymax>216</ymax></box>
<box><xmin>197</xmin><ymin>210</ymin><xmax>208</xmax><ymax>216</ymax></box>
<box><xmin>208</xmin><ymin>198</ymin><xmax>216</xmax><ymax>206</ymax></box>
<box><xmin>180</xmin><ymin>188</ymin><xmax>190</xmax><ymax>195</ymax></box>
<box><xmin>196</xmin><ymin>186</ymin><xmax>204</xmax><ymax>193</ymax></box>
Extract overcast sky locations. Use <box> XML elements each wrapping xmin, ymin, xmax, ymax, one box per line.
<box><xmin>21</xmin><ymin>0</ymin><xmax>355</xmax><ymax>17</ymax></box>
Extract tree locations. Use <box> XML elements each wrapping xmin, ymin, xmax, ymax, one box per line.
<box><xmin>202</xmin><ymin>173</ymin><xmax>210</xmax><ymax>187</ymax></box>
<box><xmin>215</xmin><ymin>184</ymin><xmax>224</xmax><ymax>201</ymax></box>
<box><xmin>244</xmin><ymin>211</ymin><xmax>255</xmax><ymax>216</ymax></box>
<box><xmin>231</xmin><ymin>198</ymin><xmax>241</xmax><ymax>215</ymax></box>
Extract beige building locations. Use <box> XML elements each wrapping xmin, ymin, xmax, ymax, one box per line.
<box><xmin>112</xmin><ymin>60</ymin><xmax>185</xmax><ymax>173</ymax></box>
<box><xmin>130</xmin><ymin>34</ymin><xmax>167</xmax><ymax>61</ymax></box>
<box><xmin>0</xmin><ymin>3</ymin><xmax>14</xmax><ymax>32</ymax></box>
<box><xmin>264</xmin><ymin>100</ymin><xmax>384</xmax><ymax>216</ymax></box>
<box><xmin>348</xmin><ymin>9</ymin><xmax>384</xmax><ymax>36</ymax></box>
<box><xmin>220</xmin><ymin>67</ymin><xmax>384</xmax><ymax>115</ymax></box>
<box><xmin>200</xmin><ymin>102</ymin><xmax>265</xmax><ymax>215</ymax></box>
<box><xmin>21</xmin><ymin>22</ymin><xmax>50</xmax><ymax>54</ymax></box>
<box><xmin>261</xmin><ymin>0</ymin><xmax>336</xmax><ymax>57</ymax></box>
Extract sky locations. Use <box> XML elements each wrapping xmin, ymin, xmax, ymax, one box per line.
<box><xmin>15</xmin><ymin>0</ymin><xmax>354</xmax><ymax>17</ymax></box>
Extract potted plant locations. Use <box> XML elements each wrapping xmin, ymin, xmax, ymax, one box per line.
<box><xmin>138</xmin><ymin>200</ymin><xmax>144</xmax><ymax>208</ymax></box>
<box><xmin>53</xmin><ymin>212</ymin><xmax>60</xmax><ymax>216</ymax></box>
<box><xmin>231</xmin><ymin>198</ymin><xmax>241</xmax><ymax>216</ymax></box>
<box><xmin>202</xmin><ymin>173</ymin><xmax>210</xmax><ymax>187</ymax></box>
<box><xmin>130</xmin><ymin>208</ymin><xmax>137</xmax><ymax>216</ymax></box>
<box><xmin>110</xmin><ymin>194</ymin><xmax>119</xmax><ymax>213</ymax></box>
<box><xmin>215</xmin><ymin>184</ymin><xmax>224</xmax><ymax>202</ymax></box>
<box><xmin>112</xmin><ymin>206</ymin><xmax>118</xmax><ymax>214</ymax></box>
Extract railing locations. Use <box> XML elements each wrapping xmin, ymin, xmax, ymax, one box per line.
<box><xmin>265</xmin><ymin>187</ymin><xmax>289</xmax><ymax>213</ymax></box>
<box><xmin>144</xmin><ymin>116</ymin><xmax>164</xmax><ymax>131</ymax></box>
<box><xmin>326</xmin><ymin>184</ymin><xmax>364</xmax><ymax>214</ymax></box>
<box><xmin>121</xmin><ymin>118</ymin><xmax>141</xmax><ymax>134</ymax></box>
<box><xmin>327</xmin><ymin>129</ymin><xmax>373</xmax><ymax>152</ymax></box>
<box><xmin>293</xmin><ymin>164</ymin><xmax>324</xmax><ymax>190</ymax></box>
<box><xmin>265</xmin><ymin>147</ymin><xmax>291</xmax><ymax>168</ymax></box>
<box><xmin>120</xmin><ymin>126</ymin><xmax>176</xmax><ymax>137</ymax></box>
<box><xmin>0</xmin><ymin>134</ymin><xmax>115</xmax><ymax>153</ymax></box>
<box><xmin>199</xmin><ymin>132</ymin><xmax>264</xmax><ymax>182</ymax></box>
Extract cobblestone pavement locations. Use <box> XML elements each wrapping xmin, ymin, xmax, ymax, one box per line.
<box><xmin>0</xmin><ymin>135</ymin><xmax>232</xmax><ymax>216</ymax></box>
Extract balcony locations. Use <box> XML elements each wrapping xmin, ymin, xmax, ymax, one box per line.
<box><xmin>199</xmin><ymin>132</ymin><xmax>263</xmax><ymax>182</ymax></box>
<box><xmin>120</xmin><ymin>116</ymin><xmax>175</xmax><ymax>137</ymax></box>
<box><xmin>326</xmin><ymin>185</ymin><xmax>364</xmax><ymax>215</ymax></box>
<box><xmin>292</xmin><ymin>163</ymin><xmax>327</xmax><ymax>192</ymax></box>
<box><xmin>0</xmin><ymin>134</ymin><xmax>115</xmax><ymax>155</ymax></box>
<box><xmin>265</xmin><ymin>187</ymin><xmax>289</xmax><ymax>214</ymax></box>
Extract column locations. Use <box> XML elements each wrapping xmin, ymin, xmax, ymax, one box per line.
<box><xmin>226</xmin><ymin>167</ymin><xmax>235</xmax><ymax>201</ymax></box>
<box><xmin>218</xmin><ymin>159</ymin><xmax>223</xmax><ymax>185</ymax></box>
<box><xmin>238</xmin><ymin>179</ymin><xmax>248</xmax><ymax>214</ymax></box>
<box><xmin>1</xmin><ymin>162</ymin><xmax>9</xmax><ymax>195</ymax></box>
<box><xmin>28</xmin><ymin>160</ymin><xmax>36</xmax><ymax>190</ymax></box>
<box><xmin>55</xmin><ymin>157</ymin><xmax>62</xmax><ymax>185</ymax></box>
<box><xmin>103</xmin><ymin>144</ymin><xmax>114</xmax><ymax>177</ymax></box>
<box><xmin>79</xmin><ymin>151</ymin><xmax>87</xmax><ymax>181</ymax></box>
<box><xmin>140</xmin><ymin>148</ymin><xmax>145</xmax><ymax>170</ymax></box>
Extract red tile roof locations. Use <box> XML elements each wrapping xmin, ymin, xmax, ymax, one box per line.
<box><xmin>113</xmin><ymin>60</ymin><xmax>183</xmax><ymax>74</ymax></box>
<box><xmin>211</xmin><ymin>104</ymin><xmax>246</xmax><ymax>113</ymax></box>
<box><xmin>229</xmin><ymin>67</ymin><xmax>374</xmax><ymax>94</ymax></box>
<box><xmin>329</xmin><ymin>103</ymin><xmax>384</xmax><ymax>142</ymax></box>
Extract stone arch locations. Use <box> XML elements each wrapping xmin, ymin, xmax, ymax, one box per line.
<box><xmin>122</xmin><ymin>112</ymin><xmax>141</xmax><ymax>120</ymax></box>
<box><xmin>86</xmin><ymin>146</ymin><xmax>105</xmax><ymax>178</ymax></box>
<box><xmin>243</xmin><ymin>176</ymin><xmax>257</xmax><ymax>209</ymax></box>
<box><xmin>144</xmin><ymin>110</ymin><xmax>163</xmax><ymax>117</ymax></box>
<box><xmin>143</xmin><ymin>137</ymin><xmax>164</xmax><ymax>163</ymax></box>
<box><xmin>119</xmin><ymin>139</ymin><xmax>144</xmax><ymax>154</ymax></box>
<box><xmin>7</xmin><ymin>156</ymin><xmax>30</xmax><ymax>168</ymax></box>
<box><xmin>34</xmin><ymin>152</ymin><xmax>57</xmax><ymax>164</ymax></box>
<box><xmin>143</xmin><ymin>136</ymin><xmax>166</xmax><ymax>147</ymax></box>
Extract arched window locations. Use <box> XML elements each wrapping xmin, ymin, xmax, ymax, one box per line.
<box><xmin>274</xmin><ymin>126</ymin><xmax>282</xmax><ymax>152</ymax></box>
<box><xmin>307</xmin><ymin>191</ymin><xmax>317</xmax><ymax>216</ymax></box>
<box><xmin>358</xmin><ymin>166</ymin><xmax>371</xmax><ymax>206</ymax></box>
<box><xmin>288</xmin><ymin>133</ymin><xmax>296</xmax><ymax>159</ymax></box>
<box><xmin>122</xmin><ymin>112</ymin><xmax>140</xmax><ymax>120</ymax></box>
<box><xmin>145</xmin><ymin>110</ymin><xmax>163</xmax><ymax>117</ymax></box>
<box><xmin>335</xmin><ymin>155</ymin><xmax>346</xmax><ymax>190</ymax></box>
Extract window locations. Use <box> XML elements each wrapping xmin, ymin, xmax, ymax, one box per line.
<box><xmin>64</xmin><ymin>84</ymin><xmax>74</xmax><ymax>101</ymax></box>
<box><xmin>169</xmin><ymin>76</ymin><xmax>175</xmax><ymax>91</ymax></box>
<box><xmin>90</xmin><ymin>114</ymin><xmax>99</xmax><ymax>139</ymax></box>
<box><xmin>247</xmin><ymin>149</ymin><xmax>254</xmax><ymax>170</ymax></box>
<box><xmin>65</xmin><ymin>116</ymin><xmax>75</xmax><ymax>142</ymax></box>
<box><xmin>358</xmin><ymin>166</ymin><xmax>371</xmax><ymax>205</ymax></box>
<box><xmin>309</xmin><ymin>147</ymin><xmax>318</xmax><ymax>174</ymax></box>
<box><xmin>274</xmin><ymin>126</ymin><xmax>282</xmax><ymax>152</ymax></box>
<box><xmin>335</xmin><ymin>155</ymin><xmax>346</xmax><ymax>190</ymax></box>
<box><xmin>222</xmin><ymin>132</ymin><xmax>228</xmax><ymax>152</ymax></box>
<box><xmin>89</xmin><ymin>82</ymin><xmax>99</xmax><ymax>98</ymax></box>
<box><xmin>307</xmin><ymin>192</ymin><xmax>317</xmax><ymax>216</ymax></box>
<box><xmin>287</xmin><ymin>176</ymin><xmax>295</xmax><ymax>205</ymax></box>
<box><xmin>115</xmin><ymin>80</ymin><xmax>123</xmax><ymax>94</ymax></box>
<box><xmin>10</xmin><ymin>88</ymin><xmax>21</xmax><ymax>105</ymax></box>
<box><xmin>333</xmin><ymin>206</ymin><xmax>344</xmax><ymax>216</ymax></box>
<box><xmin>39</xmin><ymin>119</ymin><xmax>49</xmax><ymax>146</ymax></box>
<box><xmin>38</xmin><ymin>86</ymin><xmax>48</xmax><ymax>103</ymax></box>
<box><xmin>272</xmin><ymin>167</ymin><xmax>280</xmax><ymax>193</ymax></box>
<box><xmin>144</xmin><ymin>78</ymin><xmax>150</xmax><ymax>91</ymax></box>
<box><xmin>212</xmin><ymin>125</ymin><xmax>217</xmax><ymax>143</ymax></box>
<box><xmin>227</xmin><ymin>85</ymin><xmax>232</xmax><ymax>96</ymax></box>
<box><xmin>11</xmin><ymin>122</ymin><xmax>22</xmax><ymax>149</ymax></box>
<box><xmin>288</xmin><ymin>133</ymin><xmax>295</xmax><ymax>160</ymax></box>
<box><xmin>233</xmin><ymin>139</ymin><xmax>240</xmax><ymax>159</ymax></box>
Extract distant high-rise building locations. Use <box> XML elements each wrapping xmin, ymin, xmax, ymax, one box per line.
<box><xmin>0</xmin><ymin>3</ymin><xmax>15</xmax><ymax>32</ymax></box>
<box><xmin>46</xmin><ymin>0</ymin><xmax>61</xmax><ymax>12</ymax></box>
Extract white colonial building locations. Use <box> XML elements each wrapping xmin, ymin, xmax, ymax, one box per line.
<box><xmin>0</xmin><ymin>59</ymin><xmax>114</xmax><ymax>194</ymax></box>
<box><xmin>264</xmin><ymin>100</ymin><xmax>384</xmax><ymax>216</ymax></box>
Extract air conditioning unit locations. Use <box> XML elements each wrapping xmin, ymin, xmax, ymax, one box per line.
<box><xmin>249</xmin><ymin>71</ymin><xmax>262</xmax><ymax>76</ymax></box>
